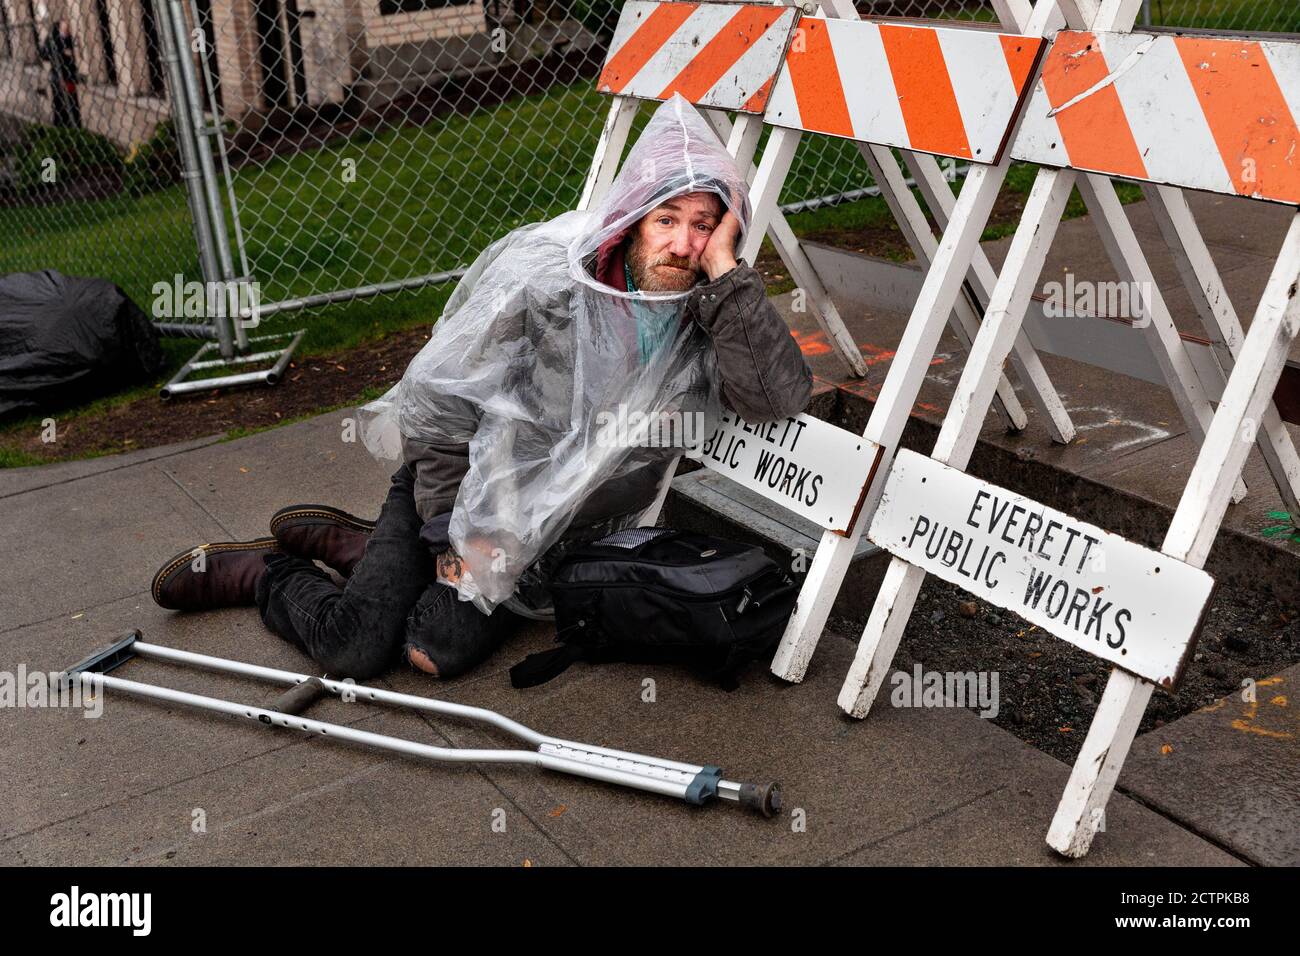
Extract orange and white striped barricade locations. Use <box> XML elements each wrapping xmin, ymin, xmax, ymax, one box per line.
<box><xmin>746</xmin><ymin>0</ymin><xmax>1079</xmax><ymax>684</ymax></box>
<box><xmin>838</xmin><ymin>0</ymin><xmax>1300</xmax><ymax>858</ymax></box>
<box><xmin>581</xmin><ymin>0</ymin><xmax>868</xmax><ymax>378</ymax></box>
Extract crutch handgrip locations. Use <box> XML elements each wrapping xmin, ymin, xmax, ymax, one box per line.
<box><xmin>267</xmin><ymin>677</ymin><xmax>328</xmax><ymax>716</ymax></box>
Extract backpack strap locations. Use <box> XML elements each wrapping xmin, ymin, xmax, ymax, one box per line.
<box><xmin>509</xmin><ymin>644</ymin><xmax>586</xmax><ymax>688</ymax></box>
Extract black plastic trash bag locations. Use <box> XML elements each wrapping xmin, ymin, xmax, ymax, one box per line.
<box><xmin>0</xmin><ymin>270</ymin><xmax>166</xmax><ymax>419</ymax></box>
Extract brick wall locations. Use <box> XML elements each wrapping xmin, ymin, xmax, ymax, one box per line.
<box><xmin>363</xmin><ymin>1</ymin><xmax>484</xmax><ymax>48</ymax></box>
<box><xmin>0</xmin><ymin>0</ymin><xmax>170</xmax><ymax>147</ymax></box>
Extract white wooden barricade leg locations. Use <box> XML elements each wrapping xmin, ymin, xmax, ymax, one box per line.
<box><xmin>580</xmin><ymin>96</ymin><xmax>641</xmax><ymax>212</ymax></box>
<box><xmin>1049</xmin><ymin>212</ymin><xmax>1300</xmax><ymax>855</ymax></box>
<box><xmin>749</xmin><ymin>0</ymin><xmax>1072</xmax><ymax>682</ymax></box>
<box><xmin>838</xmin><ymin>167</ymin><xmax>1081</xmax><ymax>716</ymax></box>
<box><xmin>1141</xmin><ymin>184</ymin><xmax>1300</xmax><ymax>525</ymax></box>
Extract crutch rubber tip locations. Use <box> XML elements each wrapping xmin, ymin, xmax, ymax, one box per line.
<box><xmin>740</xmin><ymin>781</ymin><xmax>782</xmax><ymax>818</ymax></box>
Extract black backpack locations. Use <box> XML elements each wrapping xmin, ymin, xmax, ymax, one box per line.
<box><xmin>509</xmin><ymin>527</ymin><xmax>798</xmax><ymax>691</ymax></box>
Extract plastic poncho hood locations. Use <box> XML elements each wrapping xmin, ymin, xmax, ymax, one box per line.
<box><xmin>359</xmin><ymin>94</ymin><xmax>751</xmax><ymax>613</ymax></box>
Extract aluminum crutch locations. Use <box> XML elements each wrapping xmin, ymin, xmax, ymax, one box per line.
<box><xmin>60</xmin><ymin>631</ymin><xmax>782</xmax><ymax>816</ymax></box>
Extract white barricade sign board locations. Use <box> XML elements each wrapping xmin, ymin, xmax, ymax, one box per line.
<box><xmin>689</xmin><ymin>411</ymin><xmax>884</xmax><ymax>536</ymax></box>
<box><xmin>868</xmin><ymin>450</ymin><xmax>1214</xmax><ymax>688</ymax></box>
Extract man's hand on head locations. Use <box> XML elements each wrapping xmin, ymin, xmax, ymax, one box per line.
<box><xmin>700</xmin><ymin>210</ymin><xmax>741</xmax><ymax>281</ymax></box>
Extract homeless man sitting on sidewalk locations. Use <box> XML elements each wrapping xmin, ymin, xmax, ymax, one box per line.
<box><xmin>150</xmin><ymin>94</ymin><xmax>814</xmax><ymax>681</ymax></box>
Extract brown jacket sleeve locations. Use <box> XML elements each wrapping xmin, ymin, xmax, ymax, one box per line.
<box><xmin>401</xmin><ymin>434</ymin><xmax>470</xmax><ymax>525</ymax></box>
<box><xmin>684</xmin><ymin>261</ymin><xmax>814</xmax><ymax>423</ymax></box>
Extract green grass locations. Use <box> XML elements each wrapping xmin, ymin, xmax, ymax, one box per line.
<box><xmin>0</xmin><ymin>446</ymin><xmax>46</xmax><ymax>468</ymax></box>
<box><xmin>942</xmin><ymin>0</ymin><xmax>1292</xmax><ymax>32</ymax></box>
<box><xmin>1148</xmin><ymin>0</ymin><xmax>1295</xmax><ymax>33</ymax></box>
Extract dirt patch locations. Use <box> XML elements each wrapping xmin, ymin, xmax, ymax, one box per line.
<box><xmin>829</xmin><ymin>576</ymin><xmax>1299</xmax><ymax>762</ymax></box>
<box><xmin>2</xmin><ymin>325</ymin><xmax>432</xmax><ymax>464</ymax></box>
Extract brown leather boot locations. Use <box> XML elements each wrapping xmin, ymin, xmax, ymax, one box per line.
<box><xmin>151</xmin><ymin>538</ymin><xmax>279</xmax><ymax>611</ymax></box>
<box><xmin>269</xmin><ymin>504</ymin><xmax>375</xmax><ymax>578</ymax></box>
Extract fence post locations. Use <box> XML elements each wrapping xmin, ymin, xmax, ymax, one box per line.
<box><xmin>153</xmin><ymin>0</ymin><xmax>229</xmax><ymax>355</ymax></box>
<box><xmin>162</xmin><ymin>0</ymin><xmax>244</xmax><ymax>354</ymax></box>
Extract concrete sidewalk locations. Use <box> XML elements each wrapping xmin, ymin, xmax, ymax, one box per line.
<box><xmin>0</xmin><ymin>414</ymin><xmax>1236</xmax><ymax>866</ymax></box>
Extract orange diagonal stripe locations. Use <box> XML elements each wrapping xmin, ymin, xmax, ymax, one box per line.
<box><xmin>658</xmin><ymin>5</ymin><xmax>788</xmax><ymax>103</ymax></box>
<box><xmin>1039</xmin><ymin>32</ymin><xmax>1148</xmax><ymax>181</ymax></box>
<box><xmin>598</xmin><ymin>2</ymin><xmax>700</xmax><ymax>94</ymax></box>
<box><xmin>783</xmin><ymin>19</ymin><xmax>853</xmax><ymax>138</ymax></box>
<box><xmin>1176</xmin><ymin>37</ymin><xmax>1300</xmax><ymax>205</ymax></box>
<box><xmin>742</xmin><ymin>75</ymin><xmax>775</xmax><ymax>114</ymax></box>
<box><xmin>879</xmin><ymin>24</ymin><xmax>971</xmax><ymax>159</ymax></box>
<box><xmin>1000</xmin><ymin>34</ymin><xmax>1043</xmax><ymax>94</ymax></box>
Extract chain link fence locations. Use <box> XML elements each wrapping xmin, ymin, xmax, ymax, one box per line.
<box><xmin>868</xmin><ymin>1</ymin><xmax>1295</xmax><ymax>31</ymax></box>
<box><xmin>1</xmin><ymin>0</ymin><xmax>1295</xmax><ymax>377</ymax></box>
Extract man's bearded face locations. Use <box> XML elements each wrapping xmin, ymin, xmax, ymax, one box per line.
<box><xmin>626</xmin><ymin>191</ymin><xmax>723</xmax><ymax>292</ymax></box>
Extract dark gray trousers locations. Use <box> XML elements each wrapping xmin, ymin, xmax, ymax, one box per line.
<box><xmin>253</xmin><ymin>465</ymin><xmax>521</xmax><ymax>680</ymax></box>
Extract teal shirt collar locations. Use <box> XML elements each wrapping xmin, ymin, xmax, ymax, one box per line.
<box><xmin>625</xmin><ymin>259</ymin><xmax>678</xmax><ymax>366</ymax></box>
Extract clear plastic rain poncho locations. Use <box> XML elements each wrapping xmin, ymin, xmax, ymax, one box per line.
<box><xmin>358</xmin><ymin>93</ymin><xmax>753</xmax><ymax>614</ymax></box>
